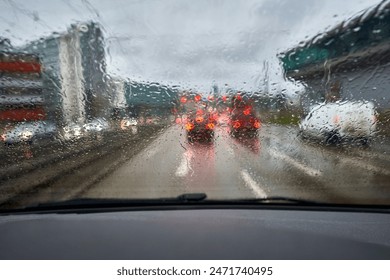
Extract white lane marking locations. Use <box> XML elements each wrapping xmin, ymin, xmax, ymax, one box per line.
<box><xmin>175</xmin><ymin>150</ymin><xmax>193</xmax><ymax>177</ymax></box>
<box><xmin>269</xmin><ymin>149</ymin><xmax>322</xmax><ymax>177</ymax></box>
<box><xmin>241</xmin><ymin>169</ymin><xmax>267</xmax><ymax>198</ymax></box>
<box><xmin>341</xmin><ymin>157</ymin><xmax>390</xmax><ymax>176</ymax></box>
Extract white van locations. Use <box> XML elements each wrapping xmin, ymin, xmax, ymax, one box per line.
<box><xmin>299</xmin><ymin>101</ymin><xmax>377</xmax><ymax>144</ymax></box>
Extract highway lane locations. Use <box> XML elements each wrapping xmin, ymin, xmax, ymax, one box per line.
<box><xmin>80</xmin><ymin>124</ymin><xmax>390</xmax><ymax>205</ymax></box>
<box><xmin>2</xmin><ymin>123</ymin><xmax>389</xmax><ymax>208</ymax></box>
<box><xmin>81</xmin><ymin>125</ymin><xmax>253</xmax><ymax>199</ymax></box>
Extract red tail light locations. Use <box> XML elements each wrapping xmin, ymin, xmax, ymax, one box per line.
<box><xmin>180</xmin><ymin>96</ymin><xmax>187</xmax><ymax>103</ymax></box>
<box><xmin>253</xmin><ymin>120</ymin><xmax>261</xmax><ymax>129</ymax></box>
<box><xmin>195</xmin><ymin>116</ymin><xmax>204</xmax><ymax>123</ymax></box>
<box><xmin>206</xmin><ymin>123</ymin><xmax>215</xmax><ymax>130</ymax></box>
<box><xmin>185</xmin><ymin>123</ymin><xmax>194</xmax><ymax>131</ymax></box>
<box><xmin>194</xmin><ymin>95</ymin><xmax>201</xmax><ymax>102</ymax></box>
<box><xmin>243</xmin><ymin>107</ymin><xmax>251</xmax><ymax>116</ymax></box>
<box><xmin>233</xmin><ymin>120</ymin><xmax>241</xmax><ymax>129</ymax></box>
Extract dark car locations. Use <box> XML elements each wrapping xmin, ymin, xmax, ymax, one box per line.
<box><xmin>229</xmin><ymin>96</ymin><xmax>261</xmax><ymax>137</ymax></box>
<box><xmin>185</xmin><ymin>103</ymin><xmax>218</xmax><ymax>142</ymax></box>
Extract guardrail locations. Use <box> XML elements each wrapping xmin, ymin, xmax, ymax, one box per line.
<box><xmin>0</xmin><ymin>124</ymin><xmax>169</xmax><ymax>206</ymax></box>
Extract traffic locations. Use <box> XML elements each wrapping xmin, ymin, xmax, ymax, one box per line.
<box><xmin>0</xmin><ymin>41</ymin><xmax>389</xmax><ymax>210</ymax></box>
<box><xmin>0</xmin><ymin>0</ymin><xmax>390</xmax><ymax>262</ymax></box>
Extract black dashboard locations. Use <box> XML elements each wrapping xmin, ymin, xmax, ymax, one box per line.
<box><xmin>1</xmin><ymin>208</ymin><xmax>390</xmax><ymax>259</ymax></box>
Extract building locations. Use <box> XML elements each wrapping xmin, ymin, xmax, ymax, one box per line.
<box><xmin>19</xmin><ymin>21</ymin><xmax>109</xmax><ymax>127</ymax></box>
<box><xmin>0</xmin><ymin>39</ymin><xmax>44</xmax><ymax>125</ymax></box>
<box><xmin>124</xmin><ymin>81</ymin><xmax>179</xmax><ymax>122</ymax></box>
<box><xmin>279</xmin><ymin>0</ymin><xmax>390</xmax><ymax>115</ymax></box>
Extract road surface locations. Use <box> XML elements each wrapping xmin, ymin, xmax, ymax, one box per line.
<box><xmin>3</xmin><ymin>123</ymin><xmax>389</xmax><ymax>208</ymax></box>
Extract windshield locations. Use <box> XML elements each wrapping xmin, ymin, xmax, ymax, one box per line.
<box><xmin>0</xmin><ymin>0</ymin><xmax>389</xmax><ymax>210</ymax></box>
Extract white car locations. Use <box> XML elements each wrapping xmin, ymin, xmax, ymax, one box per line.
<box><xmin>299</xmin><ymin>101</ymin><xmax>377</xmax><ymax>144</ymax></box>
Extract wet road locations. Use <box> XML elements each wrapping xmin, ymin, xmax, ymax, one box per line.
<box><xmin>78</xmin><ymin>124</ymin><xmax>390</xmax><ymax>205</ymax></box>
<box><xmin>2</xmin><ymin>123</ymin><xmax>390</xmax><ymax>208</ymax></box>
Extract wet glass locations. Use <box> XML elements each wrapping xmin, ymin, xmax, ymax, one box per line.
<box><xmin>0</xmin><ymin>0</ymin><xmax>389</xmax><ymax>210</ymax></box>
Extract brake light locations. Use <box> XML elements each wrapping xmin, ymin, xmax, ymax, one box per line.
<box><xmin>206</xmin><ymin>123</ymin><xmax>215</xmax><ymax>130</ymax></box>
<box><xmin>243</xmin><ymin>106</ymin><xmax>251</xmax><ymax>115</ymax></box>
<box><xmin>195</xmin><ymin>116</ymin><xmax>204</xmax><ymax>123</ymax></box>
<box><xmin>180</xmin><ymin>96</ymin><xmax>187</xmax><ymax>103</ymax></box>
<box><xmin>253</xmin><ymin>120</ymin><xmax>261</xmax><ymax>129</ymax></box>
<box><xmin>194</xmin><ymin>95</ymin><xmax>201</xmax><ymax>102</ymax></box>
<box><xmin>233</xmin><ymin>120</ymin><xmax>241</xmax><ymax>129</ymax></box>
<box><xmin>185</xmin><ymin>123</ymin><xmax>194</xmax><ymax>131</ymax></box>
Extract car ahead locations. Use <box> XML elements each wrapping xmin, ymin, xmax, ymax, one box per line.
<box><xmin>299</xmin><ymin>101</ymin><xmax>377</xmax><ymax>145</ymax></box>
<box><xmin>0</xmin><ymin>121</ymin><xmax>57</xmax><ymax>145</ymax></box>
<box><xmin>83</xmin><ymin>118</ymin><xmax>111</xmax><ymax>140</ymax></box>
<box><xmin>229</xmin><ymin>96</ymin><xmax>261</xmax><ymax>137</ymax></box>
<box><xmin>185</xmin><ymin>105</ymin><xmax>218</xmax><ymax>142</ymax></box>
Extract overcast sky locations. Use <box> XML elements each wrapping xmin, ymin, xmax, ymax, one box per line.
<box><xmin>0</xmin><ymin>0</ymin><xmax>382</xmax><ymax>93</ymax></box>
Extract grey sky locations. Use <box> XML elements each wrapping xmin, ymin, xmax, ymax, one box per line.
<box><xmin>0</xmin><ymin>0</ymin><xmax>382</xmax><ymax>92</ymax></box>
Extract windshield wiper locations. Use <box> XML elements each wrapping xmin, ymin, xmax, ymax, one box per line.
<box><xmin>0</xmin><ymin>194</ymin><xmax>330</xmax><ymax>214</ymax></box>
<box><xmin>233</xmin><ymin>196</ymin><xmax>322</xmax><ymax>205</ymax></box>
<box><xmin>0</xmin><ymin>193</ymin><xmax>209</xmax><ymax>213</ymax></box>
<box><xmin>177</xmin><ymin>193</ymin><xmax>207</xmax><ymax>201</ymax></box>
<box><xmin>5</xmin><ymin>194</ymin><xmax>387</xmax><ymax>214</ymax></box>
